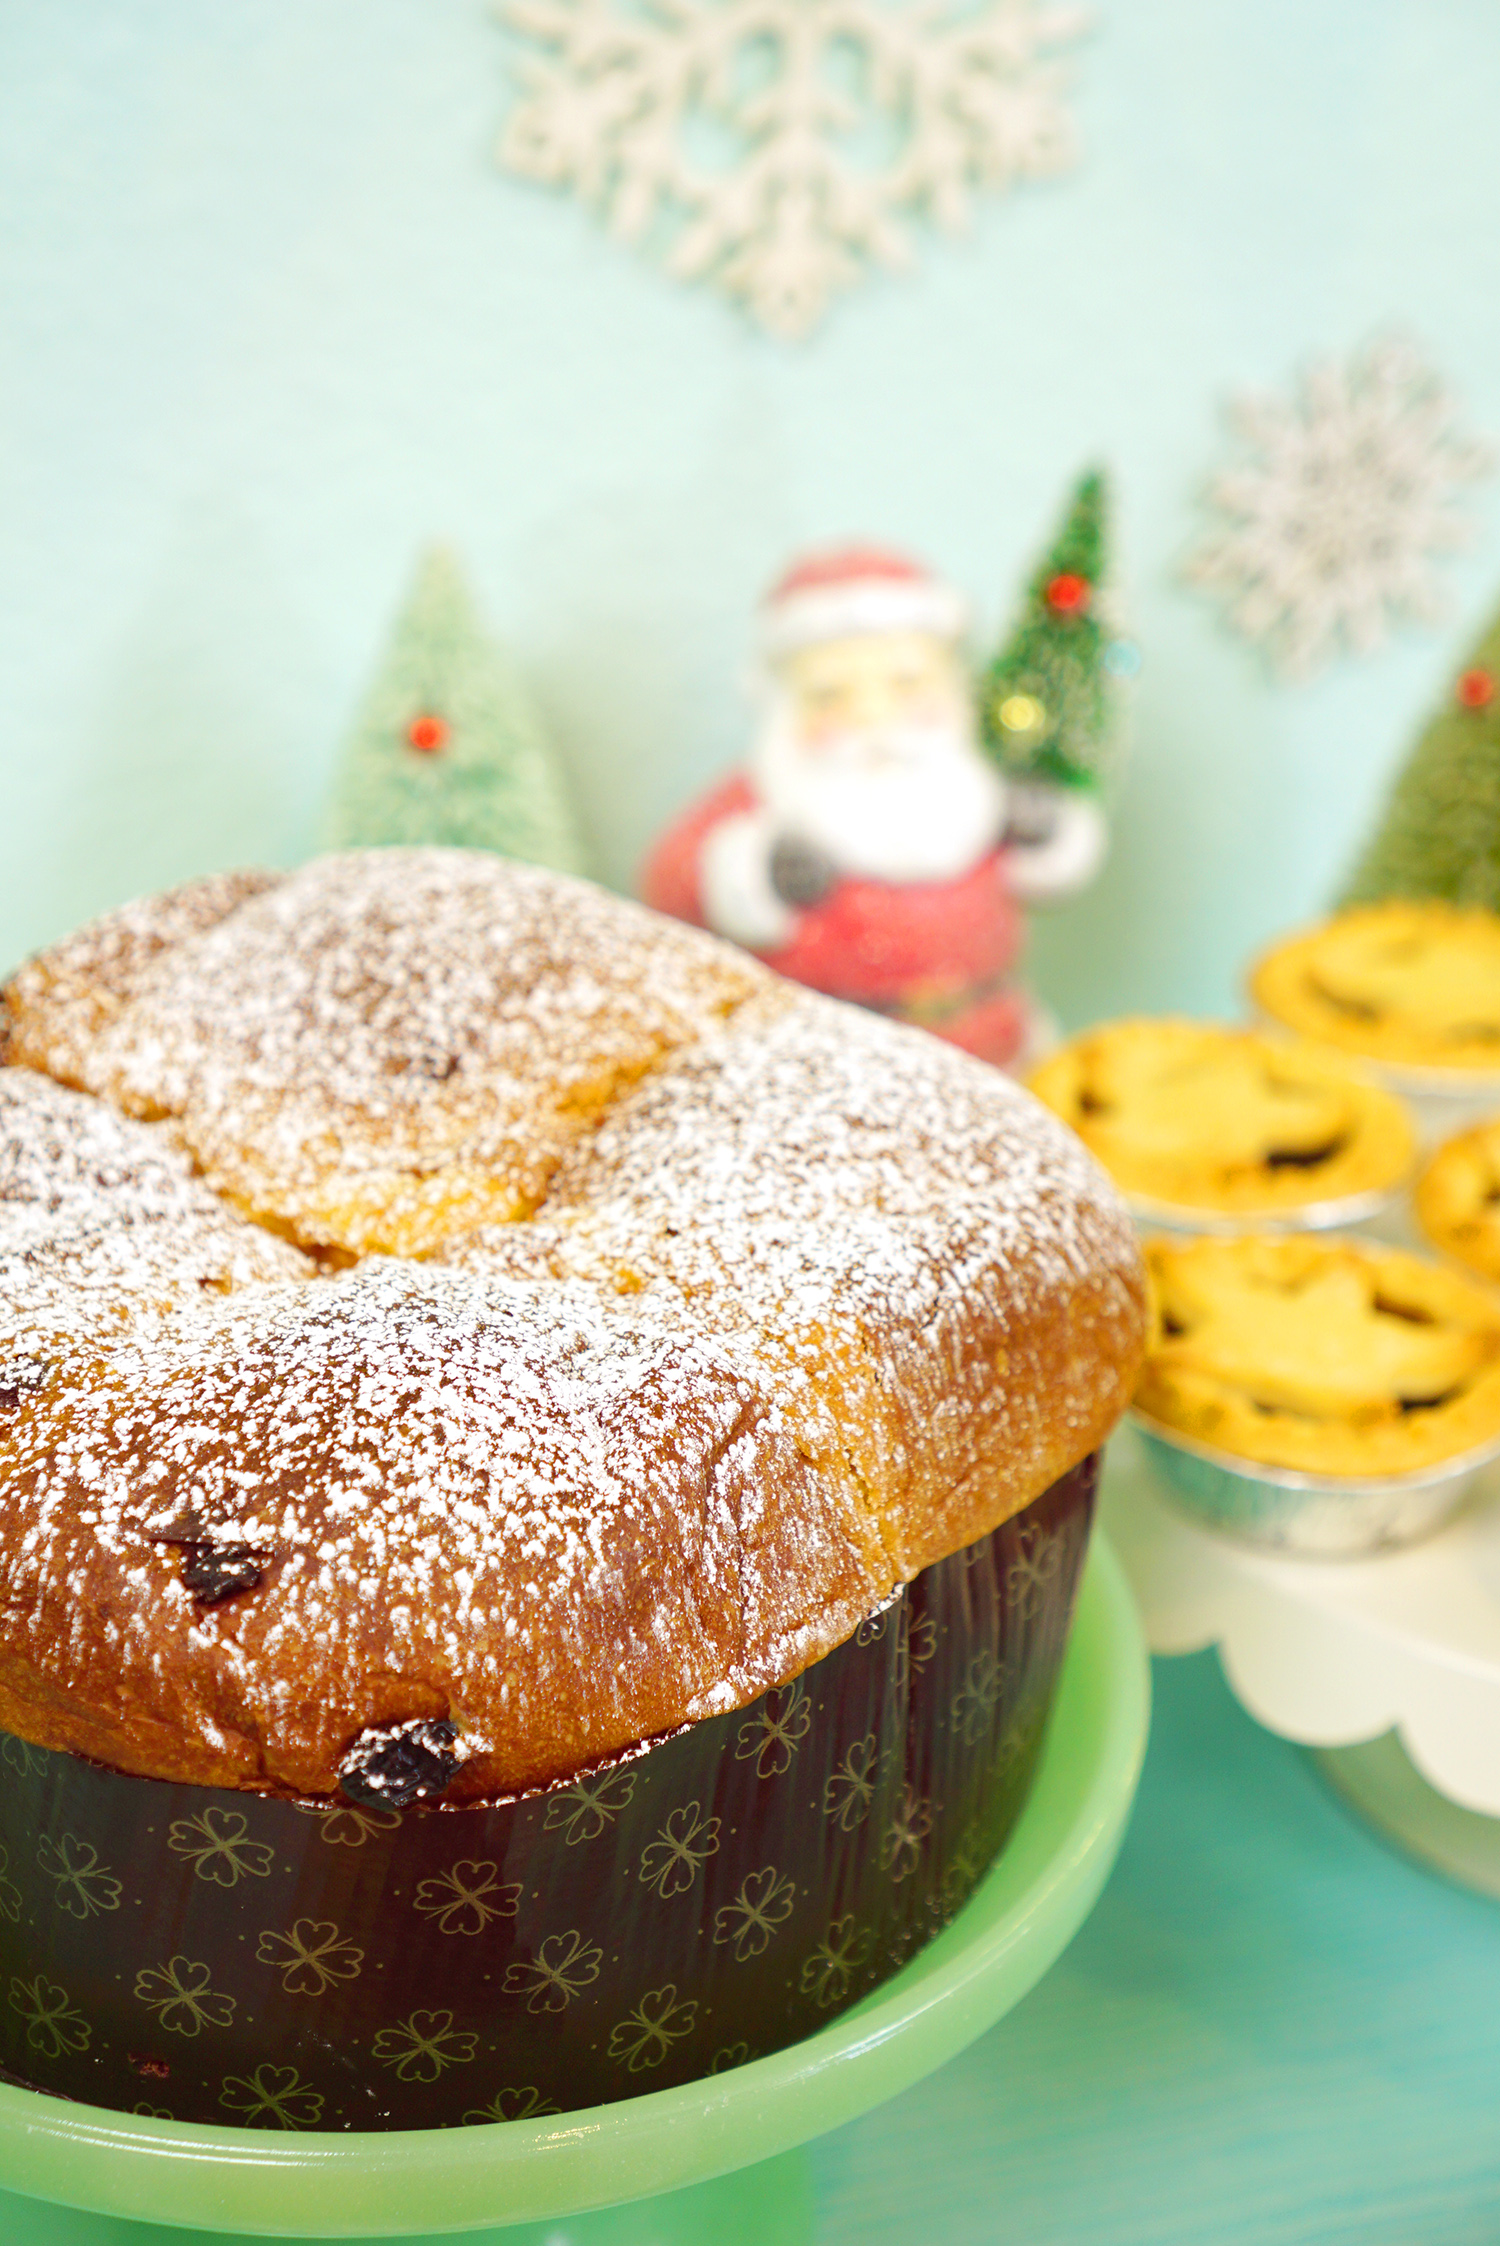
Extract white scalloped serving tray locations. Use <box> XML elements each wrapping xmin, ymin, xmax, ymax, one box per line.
<box><xmin>1100</xmin><ymin>1428</ymin><xmax>1500</xmax><ymax>1816</ymax></box>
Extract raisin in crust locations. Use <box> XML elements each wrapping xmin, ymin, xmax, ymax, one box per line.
<box><xmin>0</xmin><ymin>850</ymin><xmax>1146</xmax><ymax>1800</ymax></box>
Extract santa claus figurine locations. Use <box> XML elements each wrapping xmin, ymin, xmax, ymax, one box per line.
<box><xmin>641</xmin><ymin>545</ymin><xmax>1106</xmax><ymax>1069</ymax></box>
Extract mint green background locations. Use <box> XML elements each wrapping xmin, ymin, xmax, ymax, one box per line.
<box><xmin>3</xmin><ymin>1</ymin><xmax>1500</xmax><ymax>1026</ymax></box>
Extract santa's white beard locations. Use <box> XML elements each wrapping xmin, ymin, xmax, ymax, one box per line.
<box><xmin>754</xmin><ymin>711</ymin><xmax>1006</xmax><ymax>884</ymax></box>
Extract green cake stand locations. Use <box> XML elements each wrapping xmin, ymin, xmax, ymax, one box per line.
<box><xmin>0</xmin><ymin>1537</ymin><xmax>1148</xmax><ymax>2246</ymax></box>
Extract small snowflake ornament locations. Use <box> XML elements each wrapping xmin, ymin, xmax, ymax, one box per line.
<box><xmin>498</xmin><ymin>0</ymin><xmax>1089</xmax><ymax>338</ymax></box>
<box><xmin>1185</xmin><ymin>338</ymin><xmax>1493</xmax><ymax>680</ymax></box>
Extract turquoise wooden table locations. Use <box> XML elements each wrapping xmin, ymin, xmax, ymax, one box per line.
<box><xmin>808</xmin><ymin>1651</ymin><xmax>1500</xmax><ymax>2246</ymax></box>
<box><xmin>8</xmin><ymin>1652</ymin><xmax>1497</xmax><ymax>2244</ymax></box>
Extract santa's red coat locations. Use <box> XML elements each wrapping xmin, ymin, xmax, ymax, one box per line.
<box><xmin>641</xmin><ymin>773</ymin><xmax>1031</xmax><ymax>1067</ymax></box>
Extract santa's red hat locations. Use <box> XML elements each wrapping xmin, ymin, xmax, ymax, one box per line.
<box><xmin>758</xmin><ymin>546</ymin><xmax>968</xmax><ymax>664</ymax></box>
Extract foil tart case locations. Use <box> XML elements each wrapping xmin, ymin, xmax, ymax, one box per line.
<box><xmin>1125</xmin><ymin>1182</ymin><xmax>1405</xmax><ymax>1239</ymax></box>
<box><xmin>1130</xmin><ymin>1415</ymin><xmax>1500</xmax><ymax>1557</ymax></box>
<box><xmin>1365</xmin><ymin>1064</ymin><xmax>1500</xmax><ymax>1153</ymax></box>
<box><xmin>0</xmin><ymin>1459</ymin><xmax>1096</xmax><ymax>2131</ymax></box>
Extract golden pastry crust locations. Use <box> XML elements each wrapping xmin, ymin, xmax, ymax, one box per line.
<box><xmin>1416</xmin><ymin>1118</ymin><xmax>1500</xmax><ymax>1283</ymax></box>
<box><xmin>1136</xmin><ymin>1233</ymin><xmax>1500</xmax><ymax>1477</ymax></box>
<box><xmin>1250</xmin><ymin>902</ymin><xmax>1500</xmax><ymax>1074</ymax></box>
<box><xmin>0</xmin><ymin>868</ymin><xmax>281</xmax><ymax>1076</ymax></box>
<box><xmin>0</xmin><ymin>850</ymin><xmax>1146</xmax><ymax>1800</ymax></box>
<box><xmin>1027</xmin><ymin>1018</ymin><xmax>1414</xmax><ymax>1217</ymax></box>
<box><xmin>4</xmin><ymin>853</ymin><xmax>766</xmax><ymax>1259</ymax></box>
<box><xmin>0</xmin><ymin>1070</ymin><xmax>317</xmax><ymax>1320</ymax></box>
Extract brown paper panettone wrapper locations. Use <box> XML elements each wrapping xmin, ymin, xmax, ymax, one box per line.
<box><xmin>0</xmin><ymin>1456</ymin><xmax>1095</xmax><ymax>2131</ymax></box>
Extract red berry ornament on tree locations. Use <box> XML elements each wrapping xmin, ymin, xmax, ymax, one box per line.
<box><xmin>406</xmin><ymin>712</ymin><xmax>450</xmax><ymax>754</ymax></box>
<box><xmin>979</xmin><ymin>469</ymin><xmax>1123</xmax><ymax>798</ymax></box>
<box><xmin>1343</xmin><ymin>595</ymin><xmax>1500</xmax><ymax>910</ymax></box>
<box><xmin>1044</xmin><ymin>572</ymin><xmax>1091</xmax><ymax>617</ymax></box>
<box><xmin>322</xmin><ymin>548</ymin><xmax>587</xmax><ymax>872</ymax></box>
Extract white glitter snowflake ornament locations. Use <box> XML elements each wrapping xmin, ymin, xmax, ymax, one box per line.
<box><xmin>497</xmin><ymin>0</ymin><xmax>1089</xmax><ymax>338</ymax></box>
<box><xmin>1185</xmin><ymin>338</ymin><xmax>1493</xmax><ymax>681</ymax></box>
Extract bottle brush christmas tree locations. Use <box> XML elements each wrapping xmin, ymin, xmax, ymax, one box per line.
<box><xmin>1343</xmin><ymin>601</ymin><xmax>1500</xmax><ymax>911</ymax></box>
<box><xmin>324</xmin><ymin>547</ymin><xmax>588</xmax><ymax>876</ymax></box>
<box><xmin>978</xmin><ymin>468</ymin><xmax>1130</xmax><ymax>792</ymax></box>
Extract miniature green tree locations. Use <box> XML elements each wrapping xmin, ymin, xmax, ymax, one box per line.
<box><xmin>1343</xmin><ymin>604</ymin><xmax>1500</xmax><ymax>910</ymax></box>
<box><xmin>323</xmin><ymin>548</ymin><xmax>588</xmax><ymax>876</ymax></box>
<box><xmin>978</xmin><ymin>468</ymin><xmax>1131</xmax><ymax>791</ymax></box>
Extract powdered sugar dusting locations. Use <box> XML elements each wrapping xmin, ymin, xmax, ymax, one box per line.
<box><xmin>2</xmin><ymin>868</ymin><xmax>282</xmax><ymax>1090</ymax></box>
<box><xmin>0</xmin><ymin>1068</ymin><xmax>313</xmax><ymax>1319</ymax></box>
<box><xmin>0</xmin><ymin>850</ymin><xmax>1144</xmax><ymax>1798</ymax></box>
<box><xmin>2</xmin><ymin>1261</ymin><xmax>873</xmax><ymax>1796</ymax></box>
<box><xmin>2</xmin><ymin>1069</ymin><xmax>210</xmax><ymax>1248</ymax></box>
<box><xmin>19</xmin><ymin>851</ymin><xmax>766</xmax><ymax>1257</ymax></box>
<box><xmin>446</xmin><ymin>985</ymin><xmax>1143</xmax><ymax>1577</ymax></box>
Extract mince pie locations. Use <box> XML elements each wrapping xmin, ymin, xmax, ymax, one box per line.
<box><xmin>1251</xmin><ymin>902</ymin><xmax>1500</xmax><ymax>1074</ymax></box>
<box><xmin>1136</xmin><ymin>1233</ymin><xmax>1500</xmax><ymax>1476</ymax></box>
<box><xmin>1027</xmin><ymin>1017</ymin><xmax>1413</xmax><ymax>1219</ymax></box>
<box><xmin>1416</xmin><ymin>1118</ymin><xmax>1500</xmax><ymax>1283</ymax></box>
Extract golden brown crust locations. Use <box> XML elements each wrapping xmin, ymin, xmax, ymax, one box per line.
<box><xmin>1415</xmin><ymin>1118</ymin><xmax>1500</xmax><ymax>1282</ymax></box>
<box><xmin>0</xmin><ymin>1270</ymin><xmax>876</xmax><ymax>1798</ymax></box>
<box><xmin>6</xmin><ymin>854</ymin><xmax>763</xmax><ymax>1258</ymax></box>
<box><xmin>1027</xmin><ymin>1017</ymin><xmax>1414</xmax><ymax>1216</ymax></box>
<box><xmin>0</xmin><ymin>850</ymin><xmax>1146</xmax><ymax>1797</ymax></box>
<box><xmin>1250</xmin><ymin>902</ymin><xmax>1500</xmax><ymax>1074</ymax></box>
<box><xmin>1137</xmin><ymin>1232</ymin><xmax>1500</xmax><ymax>1476</ymax></box>
<box><xmin>442</xmin><ymin>982</ymin><xmax>1146</xmax><ymax>1585</ymax></box>
<box><xmin>4</xmin><ymin>868</ymin><xmax>284</xmax><ymax>1099</ymax></box>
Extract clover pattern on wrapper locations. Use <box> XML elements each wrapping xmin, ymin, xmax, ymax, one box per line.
<box><xmin>0</xmin><ymin>1461</ymin><xmax>1095</xmax><ymax>2130</ymax></box>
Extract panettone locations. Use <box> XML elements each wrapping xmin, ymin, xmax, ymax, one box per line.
<box><xmin>0</xmin><ymin>849</ymin><xmax>1146</xmax><ymax>1808</ymax></box>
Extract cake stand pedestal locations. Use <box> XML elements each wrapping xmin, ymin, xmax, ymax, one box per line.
<box><xmin>1101</xmin><ymin>1429</ymin><xmax>1500</xmax><ymax>1891</ymax></box>
<box><xmin>0</xmin><ymin>1538</ymin><xmax>1148</xmax><ymax>2246</ymax></box>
